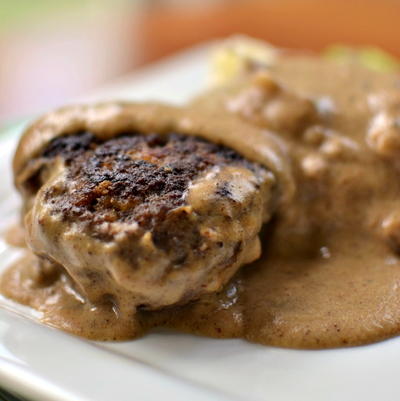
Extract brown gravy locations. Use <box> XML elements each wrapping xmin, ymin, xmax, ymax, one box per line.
<box><xmin>3</xmin><ymin>55</ymin><xmax>400</xmax><ymax>349</ymax></box>
<box><xmin>4</xmin><ymin>224</ymin><xmax>26</xmax><ymax>248</ymax></box>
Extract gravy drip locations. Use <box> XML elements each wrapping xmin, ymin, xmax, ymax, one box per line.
<box><xmin>3</xmin><ymin>56</ymin><xmax>400</xmax><ymax>348</ymax></box>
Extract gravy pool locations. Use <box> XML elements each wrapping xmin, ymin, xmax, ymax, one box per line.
<box><xmin>3</xmin><ymin>54</ymin><xmax>400</xmax><ymax>348</ymax></box>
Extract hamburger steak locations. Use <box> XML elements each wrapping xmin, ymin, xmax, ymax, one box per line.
<box><xmin>25</xmin><ymin>132</ymin><xmax>275</xmax><ymax>309</ymax></box>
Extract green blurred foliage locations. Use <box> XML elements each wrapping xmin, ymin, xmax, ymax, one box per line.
<box><xmin>0</xmin><ymin>0</ymin><xmax>135</xmax><ymax>31</ymax></box>
<box><xmin>1</xmin><ymin>0</ymin><xmax>82</xmax><ymax>28</ymax></box>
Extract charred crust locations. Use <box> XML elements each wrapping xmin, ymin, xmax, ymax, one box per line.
<box><xmin>42</xmin><ymin>132</ymin><xmax>98</xmax><ymax>162</ymax></box>
<box><xmin>216</xmin><ymin>182</ymin><xmax>233</xmax><ymax>199</ymax></box>
<box><xmin>41</xmin><ymin>131</ymin><xmax>266</xmax><ymax>239</ymax></box>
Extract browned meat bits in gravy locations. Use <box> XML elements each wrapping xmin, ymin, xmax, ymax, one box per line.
<box><xmin>3</xmin><ymin>51</ymin><xmax>400</xmax><ymax>349</ymax></box>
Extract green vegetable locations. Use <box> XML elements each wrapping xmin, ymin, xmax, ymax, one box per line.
<box><xmin>323</xmin><ymin>45</ymin><xmax>400</xmax><ymax>73</ymax></box>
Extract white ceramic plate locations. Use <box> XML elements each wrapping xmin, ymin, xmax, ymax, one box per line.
<box><xmin>1</xmin><ymin>43</ymin><xmax>400</xmax><ymax>401</ymax></box>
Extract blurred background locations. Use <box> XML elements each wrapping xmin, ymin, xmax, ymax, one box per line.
<box><xmin>1</xmin><ymin>0</ymin><xmax>400</xmax><ymax>125</ymax></box>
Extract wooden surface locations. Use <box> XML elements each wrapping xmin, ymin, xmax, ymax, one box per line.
<box><xmin>2</xmin><ymin>0</ymin><xmax>400</xmax><ymax>122</ymax></box>
<box><xmin>138</xmin><ymin>0</ymin><xmax>400</xmax><ymax>64</ymax></box>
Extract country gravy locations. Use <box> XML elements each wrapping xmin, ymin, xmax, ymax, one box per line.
<box><xmin>2</xmin><ymin>54</ymin><xmax>400</xmax><ymax>349</ymax></box>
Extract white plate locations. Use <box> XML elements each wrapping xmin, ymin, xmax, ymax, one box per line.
<box><xmin>1</xmin><ymin>43</ymin><xmax>400</xmax><ymax>401</ymax></box>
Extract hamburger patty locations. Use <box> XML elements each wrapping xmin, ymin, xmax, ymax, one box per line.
<box><xmin>25</xmin><ymin>132</ymin><xmax>276</xmax><ymax>308</ymax></box>
<box><xmin>44</xmin><ymin>132</ymin><xmax>258</xmax><ymax>236</ymax></box>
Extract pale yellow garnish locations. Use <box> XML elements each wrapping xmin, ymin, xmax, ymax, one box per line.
<box><xmin>210</xmin><ymin>35</ymin><xmax>278</xmax><ymax>86</ymax></box>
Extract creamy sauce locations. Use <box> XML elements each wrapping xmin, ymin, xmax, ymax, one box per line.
<box><xmin>4</xmin><ymin>224</ymin><xmax>25</xmax><ymax>248</ymax></box>
<box><xmin>3</xmin><ymin>55</ymin><xmax>400</xmax><ymax>348</ymax></box>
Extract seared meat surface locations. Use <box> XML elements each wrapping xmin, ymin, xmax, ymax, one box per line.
<box><xmin>26</xmin><ymin>132</ymin><xmax>275</xmax><ymax>308</ymax></box>
<box><xmin>44</xmin><ymin>133</ymin><xmax>255</xmax><ymax>238</ymax></box>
